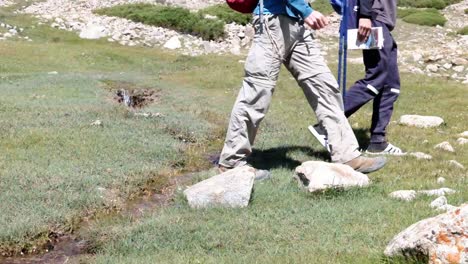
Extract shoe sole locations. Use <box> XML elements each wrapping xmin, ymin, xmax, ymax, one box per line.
<box><xmin>365</xmin><ymin>150</ymin><xmax>407</xmax><ymax>156</ymax></box>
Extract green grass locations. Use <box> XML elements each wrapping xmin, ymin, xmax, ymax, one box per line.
<box><xmin>398</xmin><ymin>8</ymin><xmax>447</xmax><ymax>26</ymax></box>
<box><xmin>95</xmin><ymin>4</ymin><xmax>226</xmax><ymax>40</ymax></box>
<box><xmin>199</xmin><ymin>4</ymin><xmax>252</xmax><ymax>25</ymax></box>
<box><xmin>310</xmin><ymin>0</ymin><xmax>335</xmax><ymax>15</ymax></box>
<box><xmin>1</xmin><ymin>2</ymin><xmax>468</xmax><ymax>263</ymax></box>
<box><xmin>398</xmin><ymin>0</ymin><xmax>461</xmax><ymax>9</ymax></box>
<box><xmin>465</xmin><ymin>8</ymin><xmax>468</xmax><ymax>14</ymax></box>
<box><xmin>457</xmin><ymin>25</ymin><xmax>468</xmax><ymax>35</ymax></box>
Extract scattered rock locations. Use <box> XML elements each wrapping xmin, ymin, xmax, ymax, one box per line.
<box><xmin>384</xmin><ymin>204</ymin><xmax>467</xmax><ymax>264</ymax></box>
<box><xmin>47</xmin><ymin>71</ymin><xmax>58</xmax><ymax>75</ymax></box>
<box><xmin>293</xmin><ymin>161</ymin><xmax>369</xmax><ymax>192</ymax></box>
<box><xmin>452</xmin><ymin>58</ymin><xmax>467</xmax><ymax>65</ymax></box>
<box><xmin>399</xmin><ymin>115</ymin><xmax>444</xmax><ymax>128</ymax></box>
<box><xmin>457</xmin><ymin>137</ymin><xmax>468</xmax><ymax>145</ymax></box>
<box><xmin>79</xmin><ymin>24</ymin><xmax>107</xmax><ymax>39</ymax></box>
<box><xmin>452</xmin><ymin>65</ymin><xmax>465</xmax><ymax>73</ymax></box>
<box><xmin>434</xmin><ymin>141</ymin><xmax>455</xmax><ymax>152</ymax></box>
<box><xmin>419</xmin><ymin>188</ymin><xmax>456</xmax><ymax>197</ymax></box>
<box><xmin>437</xmin><ymin>177</ymin><xmax>446</xmax><ymax>184</ymax></box>
<box><xmin>430</xmin><ymin>196</ymin><xmax>447</xmax><ymax>209</ymax></box>
<box><xmin>448</xmin><ymin>160</ymin><xmax>464</xmax><ymax>169</ymax></box>
<box><xmin>409</xmin><ymin>152</ymin><xmax>432</xmax><ymax>160</ymax></box>
<box><xmin>163</xmin><ymin>36</ymin><xmax>182</xmax><ymax>50</ymax></box>
<box><xmin>426</xmin><ymin>64</ymin><xmax>438</xmax><ymax>72</ymax></box>
<box><xmin>91</xmin><ymin>120</ymin><xmax>102</xmax><ymax>126</ymax></box>
<box><xmin>389</xmin><ymin>190</ymin><xmax>417</xmax><ymax>201</ymax></box>
<box><xmin>460</xmin><ymin>131</ymin><xmax>468</xmax><ymax>137</ymax></box>
<box><xmin>134</xmin><ymin>112</ymin><xmax>163</xmax><ymax>118</ymax></box>
<box><xmin>184</xmin><ymin>166</ymin><xmax>255</xmax><ymax>208</ymax></box>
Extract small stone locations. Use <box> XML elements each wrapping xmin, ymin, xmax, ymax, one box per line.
<box><xmin>293</xmin><ymin>161</ymin><xmax>370</xmax><ymax>192</ymax></box>
<box><xmin>419</xmin><ymin>188</ymin><xmax>456</xmax><ymax>196</ymax></box>
<box><xmin>460</xmin><ymin>131</ymin><xmax>468</xmax><ymax>137</ymax></box>
<box><xmin>91</xmin><ymin>120</ymin><xmax>102</xmax><ymax>126</ymax></box>
<box><xmin>399</xmin><ymin>115</ymin><xmax>444</xmax><ymax>128</ymax></box>
<box><xmin>163</xmin><ymin>36</ymin><xmax>181</xmax><ymax>50</ymax></box>
<box><xmin>47</xmin><ymin>71</ymin><xmax>58</xmax><ymax>75</ymax></box>
<box><xmin>430</xmin><ymin>196</ymin><xmax>447</xmax><ymax>209</ymax></box>
<box><xmin>451</xmin><ymin>58</ymin><xmax>467</xmax><ymax>65</ymax></box>
<box><xmin>457</xmin><ymin>137</ymin><xmax>468</xmax><ymax>145</ymax></box>
<box><xmin>426</xmin><ymin>64</ymin><xmax>438</xmax><ymax>72</ymax></box>
<box><xmin>409</xmin><ymin>152</ymin><xmax>432</xmax><ymax>160</ymax></box>
<box><xmin>79</xmin><ymin>24</ymin><xmax>106</xmax><ymax>39</ymax></box>
<box><xmin>412</xmin><ymin>53</ymin><xmax>422</xmax><ymax>62</ymax></box>
<box><xmin>434</xmin><ymin>141</ymin><xmax>455</xmax><ymax>152</ymax></box>
<box><xmin>448</xmin><ymin>160</ymin><xmax>464</xmax><ymax>169</ymax></box>
<box><xmin>389</xmin><ymin>190</ymin><xmax>417</xmax><ymax>201</ymax></box>
<box><xmin>436</xmin><ymin>177</ymin><xmax>445</xmax><ymax>184</ymax></box>
<box><xmin>442</xmin><ymin>63</ymin><xmax>452</xmax><ymax>69</ymax></box>
<box><xmin>184</xmin><ymin>166</ymin><xmax>256</xmax><ymax>208</ymax></box>
<box><xmin>453</xmin><ymin>66</ymin><xmax>464</xmax><ymax>73</ymax></box>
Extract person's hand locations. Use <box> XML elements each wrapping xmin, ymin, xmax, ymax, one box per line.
<box><xmin>304</xmin><ymin>10</ymin><xmax>328</xmax><ymax>30</ymax></box>
<box><xmin>358</xmin><ymin>18</ymin><xmax>372</xmax><ymax>41</ymax></box>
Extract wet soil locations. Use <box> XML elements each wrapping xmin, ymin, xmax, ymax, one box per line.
<box><xmin>0</xmin><ymin>172</ymin><xmax>199</xmax><ymax>264</ymax></box>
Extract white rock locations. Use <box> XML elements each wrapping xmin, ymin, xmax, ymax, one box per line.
<box><xmin>457</xmin><ymin>137</ymin><xmax>468</xmax><ymax>145</ymax></box>
<box><xmin>412</xmin><ymin>53</ymin><xmax>422</xmax><ymax>62</ymax></box>
<box><xmin>389</xmin><ymin>190</ymin><xmax>417</xmax><ymax>201</ymax></box>
<box><xmin>452</xmin><ymin>58</ymin><xmax>468</xmax><ymax>65</ymax></box>
<box><xmin>442</xmin><ymin>63</ymin><xmax>452</xmax><ymax>69</ymax></box>
<box><xmin>409</xmin><ymin>152</ymin><xmax>432</xmax><ymax>160</ymax></box>
<box><xmin>293</xmin><ymin>161</ymin><xmax>370</xmax><ymax>192</ymax></box>
<box><xmin>459</xmin><ymin>131</ymin><xmax>468</xmax><ymax>137</ymax></box>
<box><xmin>426</xmin><ymin>64</ymin><xmax>438</xmax><ymax>72</ymax></box>
<box><xmin>399</xmin><ymin>115</ymin><xmax>444</xmax><ymax>128</ymax></box>
<box><xmin>184</xmin><ymin>166</ymin><xmax>256</xmax><ymax>208</ymax></box>
<box><xmin>47</xmin><ymin>71</ymin><xmax>58</xmax><ymax>75</ymax></box>
<box><xmin>163</xmin><ymin>36</ymin><xmax>181</xmax><ymax>50</ymax></box>
<box><xmin>436</xmin><ymin>177</ymin><xmax>445</xmax><ymax>184</ymax></box>
<box><xmin>419</xmin><ymin>188</ymin><xmax>456</xmax><ymax>196</ymax></box>
<box><xmin>430</xmin><ymin>196</ymin><xmax>447</xmax><ymax>209</ymax></box>
<box><xmin>434</xmin><ymin>141</ymin><xmax>455</xmax><ymax>152</ymax></box>
<box><xmin>453</xmin><ymin>65</ymin><xmax>465</xmax><ymax>73</ymax></box>
<box><xmin>384</xmin><ymin>204</ymin><xmax>467</xmax><ymax>263</ymax></box>
<box><xmin>448</xmin><ymin>160</ymin><xmax>464</xmax><ymax>169</ymax></box>
<box><xmin>79</xmin><ymin>24</ymin><xmax>106</xmax><ymax>39</ymax></box>
<box><xmin>91</xmin><ymin>120</ymin><xmax>102</xmax><ymax>126</ymax></box>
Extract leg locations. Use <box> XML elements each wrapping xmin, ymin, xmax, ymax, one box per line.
<box><xmin>219</xmin><ymin>16</ymin><xmax>283</xmax><ymax>168</ymax></box>
<box><xmin>285</xmin><ymin>31</ymin><xmax>360</xmax><ymax>163</ymax></box>
<box><xmin>344</xmin><ymin>21</ymin><xmax>394</xmax><ymax>118</ymax></box>
<box><xmin>370</xmin><ymin>32</ymin><xmax>400</xmax><ymax>145</ymax></box>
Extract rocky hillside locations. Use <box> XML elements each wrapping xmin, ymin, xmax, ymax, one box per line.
<box><xmin>2</xmin><ymin>0</ymin><xmax>467</xmax><ymax>83</ymax></box>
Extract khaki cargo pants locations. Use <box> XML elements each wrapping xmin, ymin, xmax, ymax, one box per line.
<box><xmin>219</xmin><ymin>15</ymin><xmax>361</xmax><ymax>168</ymax></box>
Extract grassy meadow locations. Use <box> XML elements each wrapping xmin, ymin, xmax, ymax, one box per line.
<box><xmin>0</xmin><ymin>1</ymin><xmax>467</xmax><ymax>263</ymax></box>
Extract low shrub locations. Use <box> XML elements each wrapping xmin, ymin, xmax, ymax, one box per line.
<box><xmin>199</xmin><ymin>4</ymin><xmax>252</xmax><ymax>25</ymax></box>
<box><xmin>310</xmin><ymin>0</ymin><xmax>335</xmax><ymax>15</ymax></box>
<box><xmin>95</xmin><ymin>4</ymin><xmax>225</xmax><ymax>40</ymax></box>
<box><xmin>457</xmin><ymin>26</ymin><xmax>468</xmax><ymax>35</ymax></box>
<box><xmin>398</xmin><ymin>8</ymin><xmax>447</xmax><ymax>26</ymax></box>
<box><xmin>464</xmin><ymin>8</ymin><xmax>468</xmax><ymax>14</ymax></box>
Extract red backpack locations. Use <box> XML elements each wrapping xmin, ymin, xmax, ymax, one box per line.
<box><xmin>226</xmin><ymin>0</ymin><xmax>259</xmax><ymax>13</ymax></box>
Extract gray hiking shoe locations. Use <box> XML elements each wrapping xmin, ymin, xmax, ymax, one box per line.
<box><xmin>366</xmin><ymin>143</ymin><xmax>406</xmax><ymax>156</ymax></box>
<box><xmin>344</xmin><ymin>156</ymin><xmax>387</xmax><ymax>174</ymax></box>
<box><xmin>218</xmin><ymin>165</ymin><xmax>271</xmax><ymax>181</ymax></box>
<box><xmin>308</xmin><ymin>124</ymin><xmax>330</xmax><ymax>152</ymax></box>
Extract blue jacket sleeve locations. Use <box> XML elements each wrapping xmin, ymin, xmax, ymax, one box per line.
<box><xmin>286</xmin><ymin>0</ymin><xmax>313</xmax><ymax>19</ymax></box>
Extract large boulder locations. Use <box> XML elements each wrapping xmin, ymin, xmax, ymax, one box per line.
<box><xmin>384</xmin><ymin>204</ymin><xmax>467</xmax><ymax>264</ymax></box>
<box><xmin>399</xmin><ymin>115</ymin><xmax>444</xmax><ymax>128</ymax></box>
<box><xmin>293</xmin><ymin>161</ymin><xmax>369</xmax><ymax>192</ymax></box>
<box><xmin>184</xmin><ymin>166</ymin><xmax>255</xmax><ymax>208</ymax></box>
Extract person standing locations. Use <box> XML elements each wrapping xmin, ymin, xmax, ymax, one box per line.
<box><xmin>218</xmin><ymin>0</ymin><xmax>387</xmax><ymax>177</ymax></box>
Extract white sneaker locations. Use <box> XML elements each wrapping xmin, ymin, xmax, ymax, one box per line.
<box><xmin>308</xmin><ymin>124</ymin><xmax>330</xmax><ymax>152</ymax></box>
<box><xmin>365</xmin><ymin>143</ymin><xmax>406</xmax><ymax>156</ymax></box>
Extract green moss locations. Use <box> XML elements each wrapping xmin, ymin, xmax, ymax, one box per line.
<box><xmin>457</xmin><ymin>26</ymin><xmax>468</xmax><ymax>35</ymax></box>
<box><xmin>398</xmin><ymin>8</ymin><xmax>447</xmax><ymax>26</ymax></box>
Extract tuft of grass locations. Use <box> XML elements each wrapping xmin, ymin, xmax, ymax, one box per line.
<box><xmin>457</xmin><ymin>26</ymin><xmax>468</xmax><ymax>35</ymax></box>
<box><xmin>398</xmin><ymin>0</ymin><xmax>462</xmax><ymax>10</ymax></box>
<box><xmin>398</xmin><ymin>8</ymin><xmax>447</xmax><ymax>26</ymax></box>
<box><xmin>310</xmin><ymin>0</ymin><xmax>335</xmax><ymax>15</ymax></box>
<box><xmin>95</xmin><ymin>4</ymin><xmax>226</xmax><ymax>40</ymax></box>
<box><xmin>465</xmin><ymin>8</ymin><xmax>468</xmax><ymax>14</ymax></box>
<box><xmin>199</xmin><ymin>4</ymin><xmax>252</xmax><ymax>25</ymax></box>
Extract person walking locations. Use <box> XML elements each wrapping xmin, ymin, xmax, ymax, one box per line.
<box><xmin>218</xmin><ymin>0</ymin><xmax>387</xmax><ymax>177</ymax></box>
<box><xmin>310</xmin><ymin>0</ymin><xmax>405</xmax><ymax>155</ymax></box>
